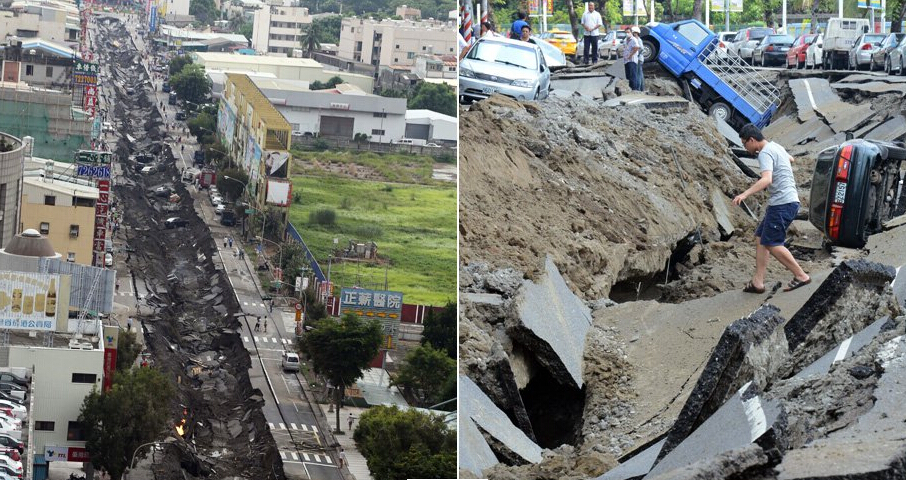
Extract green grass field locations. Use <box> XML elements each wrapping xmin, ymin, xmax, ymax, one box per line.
<box><xmin>287</xmin><ymin>175</ymin><xmax>456</xmax><ymax>306</ymax></box>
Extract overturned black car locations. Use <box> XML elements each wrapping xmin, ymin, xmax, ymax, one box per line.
<box><xmin>809</xmin><ymin>139</ymin><xmax>906</xmax><ymax>248</ymax></box>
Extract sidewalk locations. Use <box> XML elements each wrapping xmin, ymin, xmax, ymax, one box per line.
<box><xmin>319</xmin><ymin>405</ymin><xmax>374</xmax><ymax>480</ymax></box>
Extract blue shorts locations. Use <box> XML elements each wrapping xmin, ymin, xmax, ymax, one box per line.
<box><xmin>755</xmin><ymin>202</ymin><xmax>799</xmax><ymax>247</ymax></box>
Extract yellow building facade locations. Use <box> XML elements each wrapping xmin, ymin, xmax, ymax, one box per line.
<box><xmin>20</xmin><ymin>177</ymin><xmax>98</xmax><ymax>265</ymax></box>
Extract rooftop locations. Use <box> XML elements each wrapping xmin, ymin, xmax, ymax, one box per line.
<box><xmin>405</xmin><ymin>109</ymin><xmax>455</xmax><ymax>122</ymax></box>
<box><xmin>23</xmin><ymin>175</ymin><xmax>100</xmax><ymax>199</ymax></box>
<box><xmin>3</xmin><ymin>229</ymin><xmax>56</xmax><ymax>257</ymax></box>
<box><xmin>195</xmin><ymin>52</ymin><xmax>321</xmax><ymax>68</ymax></box>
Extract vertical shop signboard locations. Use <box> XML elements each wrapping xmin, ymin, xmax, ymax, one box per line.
<box><xmin>93</xmin><ymin>177</ymin><xmax>111</xmax><ymax>268</ymax></box>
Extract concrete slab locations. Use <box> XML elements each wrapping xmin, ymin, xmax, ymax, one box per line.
<box><xmin>837</xmin><ymin>73</ymin><xmax>906</xmax><ymax>84</ymax></box>
<box><xmin>659</xmin><ymin>305</ymin><xmax>788</xmax><ymax>459</ymax></box>
<box><xmin>647</xmin><ymin>382</ymin><xmax>786</xmax><ymax>478</ymax></box>
<box><xmin>553</xmin><ymin>77</ymin><xmax>612</xmax><ymax>99</ymax></box>
<box><xmin>826</xmin><ymin>102</ymin><xmax>874</xmax><ymax>134</ymax></box>
<box><xmin>775</xmin><ymin>336</ymin><xmax>906</xmax><ymax>479</ymax></box>
<box><xmin>789</xmin><ymin>78</ymin><xmax>874</xmax><ymax>134</ymax></box>
<box><xmin>595</xmin><ymin>439</ymin><xmax>666</xmax><ymax>480</ymax></box>
<box><xmin>645</xmin><ymin>444</ymin><xmax>771</xmax><ymax>480</ymax></box>
<box><xmin>793</xmin><ymin>315</ymin><xmax>890</xmax><ymax>379</ymax></box>
<box><xmin>459</xmin><ymin>406</ymin><xmax>499</xmax><ymax>479</ymax></box>
<box><xmin>864</xmin><ymin>114</ymin><xmax>906</xmax><ymax>142</ymax></box>
<box><xmin>715</xmin><ymin>117</ymin><xmax>743</xmax><ymax>148</ymax></box>
<box><xmin>831</xmin><ymin>81</ymin><xmax>906</xmax><ymax>96</ymax></box>
<box><xmin>510</xmin><ymin>255</ymin><xmax>592</xmax><ymax>389</ymax></box>
<box><xmin>763</xmin><ymin>115</ymin><xmax>798</xmax><ymax>144</ymax></box>
<box><xmin>711</xmin><ymin>189</ymin><xmax>735</xmax><ymax>238</ymax></box>
<box><xmin>460</xmin><ymin>375</ymin><xmax>543</xmax><ymax>468</ymax></box>
<box><xmin>788</xmin><ymin>78</ymin><xmax>820</xmax><ymax>123</ymax></box>
<box><xmin>602</xmin><ymin>94</ymin><xmax>689</xmax><ymax>110</ymax></box>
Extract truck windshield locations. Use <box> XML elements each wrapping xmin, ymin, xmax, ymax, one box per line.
<box><xmin>676</xmin><ymin>22</ymin><xmax>710</xmax><ymax>47</ymax></box>
<box><xmin>469</xmin><ymin>41</ymin><xmax>538</xmax><ymax>70</ymax></box>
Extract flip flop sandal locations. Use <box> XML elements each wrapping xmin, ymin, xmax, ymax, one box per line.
<box><xmin>783</xmin><ymin>278</ymin><xmax>812</xmax><ymax>292</ymax></box>
<box><xmin>743</xmin><ymin>282</ymin><xmax>765</xmax><ymax>294</ymax></box>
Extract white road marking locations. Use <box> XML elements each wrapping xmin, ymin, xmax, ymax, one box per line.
<box><xmin>801</xmin><ymin>78</ymin><xmax>819</xmax><ymax>113</ymax></box>
<box><xmin>302</xmin><ymin>453</ymin><xmax>311</xmax><ymax>461</ymax></box>
<box><xmin>243</xmin><ymin>336</ymin><xmax>249</xmax><ymax>342</ymax></box>
<box><xmin>833</xmin><ymin>337</ymin><xmax>853</xmax><ymax>364</ymax></box>
<box><xmin>278</xmin><ymin>423</ymin><xmax>285</xmax><ymax>430</ymax></box>
<box><xmin>290</xmin><ymin>423</ymin><xmax>297</xmax><ymax>430</ymax></box>
<box><xmin>291</xmin><ymin>452</ymin><xmax>299</xmax><ymax>461</ymax></box>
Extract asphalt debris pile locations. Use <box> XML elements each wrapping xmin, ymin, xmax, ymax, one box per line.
<box><xmin>97</xmin><ymin>17</ymin><xmax>282</xmax><ymax>479</ymax></box>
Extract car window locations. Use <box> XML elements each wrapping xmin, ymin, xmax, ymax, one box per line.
<box><xmin>750</xmin><ymin>28</ymin><xmax>773</xmax><ymax>40</ymax></box>
<box><xmin>676</xmin><ymin>22</ymin><xmax>710</xmax><ymax>47</ymax></box>
<box><xmin>468</xmin><ymin>41</ymin><xmax>539</xmax><ymax>70</ymax></box>
<box><xmin>768</xmin><ymin>35</ymin><xmax>794</xmax><ymax>43</ymax></box>
<box><xmin>863</xmin><ymin>34</ymin><xmax>885</xmax><ymax>44</ymax></box>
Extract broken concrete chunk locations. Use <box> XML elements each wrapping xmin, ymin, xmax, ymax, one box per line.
<box><xmin>710</xmin><ymin>189</ymin><xmax>735</xmax><ymax>239</ymax></box>
<box><xmin>648</xmin><ymin>382</ymin><xmax>786</xmax><ymax>478</ymax></box>
<box><xmin>509</xmin><ymin>256</ymin><xmax>593</xmax><ymax>389</ymax></box>
<box><xmin>595</xmin><ymin>438</ymin><xmax>666</xmax><ymax>480</ymax></box>
<box><xmin>460</xmin><ymin>375</ymin><xmax>542</xmax><ymax>470</ymax></box>
<box><xmin>659</xmin><ymin>304</ymin><xmax>787</xmax><ymax>459</ymax></box>
<box><xmin>645</xmin><ymin>444</ymin><xmax>770</xmax><ymax>480</ymax></box>
<box><xmin>793</xmin><ymin>316</ymin><xmax>889</xmax><ymax>379</ymax></box>
<box><xmin>460</xmin><ymin>407</ymin><xmax>500</xmax><ymax>479</ymax></box>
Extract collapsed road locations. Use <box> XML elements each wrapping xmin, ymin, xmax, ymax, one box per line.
<box><xmin>90</xmin><ymin>15</ymin><xmax>328</xmax><ymax>479</ymax></box>
<box><xmin>458</xmin><ymin>60</ymin><xmax>906</xmax><ymax>479</ymax></box>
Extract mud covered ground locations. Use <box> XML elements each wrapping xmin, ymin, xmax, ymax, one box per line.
<box><xmin>97</xmin><ymin>17</ymin><xmax>282</xmax><ymax>478</ymax></box>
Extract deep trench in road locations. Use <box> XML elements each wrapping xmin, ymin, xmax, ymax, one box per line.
<box><xmin>96</xmin><ymin>17</ymin><xmax>283</xmax><ymax>479</ymax></box>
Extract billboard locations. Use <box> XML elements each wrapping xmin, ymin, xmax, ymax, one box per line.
<box><xmin>529</xmin><ymin>0</ymin><xmax>554</xmax><ymax>15</ymax></box>
<box><xmin>264</xmin><ymin>150</ymin><xmax>289</xmax><ymax>177</ymax></box>
<box><xmin>0</xmin><ymin>272</ymin><xmax>67</xmax><ymax>331</ymax></box>
<box><xmin>102</xmin><ymin>325</ymin><xmax>118</xmax><ymax>391</ymax></box>
<box><xmin>244</xmin><ymin>136</ymin><xmax>262</xmax><ymax>184</ymax></box>
<box><xmin>710</xmin><ymin>0</ymin><xmax>744</xmax><ymax>12</ymax></box>
<box><xmin>44</xmin><ymin>446</ymin><xmax>90</xmax><ymax>462</ymax></box>
<box><xmin>266</xmin><ymin>178</ymin><xmax>292</xmax><ymax>206</ymax></box>
<box><xmin>216</xmin><ymin>101</ymin><xmax>237</xmax><ymax>144</ymax></box>
<box><xmin>339</xmin><ymin>288</ymin><xmax>403</xmax><ymax>348</ymax></box>
<box><xmin>622</xmin><ymin>0</ymin><xmax>647</xmax><ymax>16</ymax></box>
<box><xmin>857</xmin><ymin>0</ymin><xmax>882</xmax><ymax>7</ymax></box>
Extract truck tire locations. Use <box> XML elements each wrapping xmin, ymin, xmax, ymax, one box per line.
<box><xmin>708</xmin><ymin>102</ymin><xmax>731</xmax><ymax>123</ymax></box>
<box><xmin>641</xmin><ymin>38</ymin><xmax>658</xmax><ymax>63</ymax></box>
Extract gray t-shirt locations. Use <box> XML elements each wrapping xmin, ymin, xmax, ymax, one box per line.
<box><xmin>758</xmin><ymin>141</ymin><xmax>799</xmax><ymax>206</ymax></box>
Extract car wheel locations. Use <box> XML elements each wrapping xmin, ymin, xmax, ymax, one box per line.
<box><xmin>886</xmin><ymin>58</ymin><xmax>892</xmax><ymax>74</ymax></box>
<box><xmin>761</xmin><ymin>54</ymin><xmax>767</xmax><ymax>67</ymax></box>
<box><xmin>641</xmin><ymin>38</ymin><xmax>657</xmax><ymax>63</ymax></box>
<box><xmin>708</xmin><ymin>102</ymin><xmax>731</xmax><ymax>123</ymax></box>
<box><xmin>796</xmin><ymin>57</ymin><xmax>802</xmax><ymax>69</ymax></box>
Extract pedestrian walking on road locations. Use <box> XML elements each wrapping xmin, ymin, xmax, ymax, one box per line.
<box><xmin>733</xmin><ymin>123</ymin><xmax>811</xmax><ymax>294</ymax></box>
<box><xmin>228</xmin><ymin>236</ymin><xmax>233</xmax><ymax>248</ymax></box>
<box><xmin>347</xmin><ymin>412</ymin><xmax>354</xmax><ymax>431</ymax></box>
<box><xmin>223</xmin><ymin>237</ymin><xmax>228</xmax><ymax>248</ymax></box>
<box><xmin>254</xmin><ymin>317</ymin><xmax>261</xmax><ymax>332</ymax></box>
<box><xmin>338</xmin><ymin>448</ymin><xmax>347</xmax><ymax>469</ymax></box>
<box><xmin>263</xmin><ymin>320</ymin><xmax>267</xmax><ymax>333</ymax></box>
<box><xmin>269</xmin><ymin>300</ymin><xmax>274</xmax><ymax>313</ymax></box>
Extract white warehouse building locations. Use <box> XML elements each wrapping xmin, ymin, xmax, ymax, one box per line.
<box><xmin>250</xmin><ymin>77</ymin><xmax>406</xmax><ymax>142</ymax></box>
<box><xmin>405</xmin><ymin>109</ymin><xmax>456</xmax><ymax>146</ymax></box>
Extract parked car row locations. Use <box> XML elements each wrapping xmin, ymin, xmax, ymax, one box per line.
<box><xmin>0</xmin><ymin>371</ymin><xmax>28</xmax><ymax>479</ymax></box>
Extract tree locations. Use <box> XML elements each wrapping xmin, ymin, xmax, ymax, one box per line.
<box><xmin>115</xmin><ymin>330</ymin><xmax>142</xmax><ymax>372</ymax></box>
<box><xmin>216</xmin><ymin>167</ymin><xmax>248</xmax><ymax>201</ymax></box>
<box><xmin>171</xmin><ymin>64</ymin><xmax>211</xmax><ymax>105</ymax></box>
<box><xmin>190</xmin><ymin>0</ymin><xmax>218</xmax><ymax>25</ymax></box>
<box><xmin>312</xmin><ymin>15</ymin><xmax>342</xmax><ymax>44</ymax></box>
<box><xmin>408</xmin><ymin>82</ymin><xmax>456</xmax><ymax>117</ymax></box>
<box><xmin>310</xmin><ymin>76</ymin><xmax>344</xmax><ymax>90</ymax></box>
<box><xmin>299</xmin><ymin>22</ymin><xmax>323</xmax><ymax>57</ymax></box>
<box><xmin>187</xmin><ymin>112</ymin><xmax>216</xmax><ymax>142</ymax></box>
<box><xmin>299</xmin><ymin>313</ymin><xmax>382</xmax><ymax>432</ymax></box>
<box><xmin>393</xmin><ymin>345</ymin><xmax>455</xmax><ymax>407</ymax></box>
<box><xmin>78</xmin><ymin>368</ymin><xmax>175</xmax><ymax>480</ymax></box>
<box><xmin>169</xmin><ymin>55</ymin><xmax>193</xmax><ymax>76</ymax></box>
<box><xmin>421</xmin><ymin>302</ymin><xmax>455</xmax><ymax>359</ymax></box>
<box><xmin>239</xmin><ymin>22</ymin><xmax>253</xmax><ymax>40</ymax></box>
<box><xmin>353</xmin><ymin>405</ymin><xmax>456</xmax><ymax>480</ymax></box>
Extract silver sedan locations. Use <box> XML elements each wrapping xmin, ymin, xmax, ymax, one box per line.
<box><xmin>459</xmin><ymin>36</ymin><xmax>552</xmax><ymax>103</ymax></box>
<box><xmin>847</xmin><ymin>33</ymin><xmax>885</xmax><ymax>70</ymax></box>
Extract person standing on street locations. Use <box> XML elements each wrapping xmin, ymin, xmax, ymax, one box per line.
<box><xmin>581</xmin><ymin>3</ymin><xmax>603</xmax><ymax>65</ymax></box>
<box><xmin>511</xmin><ymin>12</ymin><xmax>529</xmax><ymax>39</ymax></box>
<box><xmin>622</xmin><ymin>27</ymin><xmax>640</xmax><ymax>90</ymax></box>
<box><xmin>733</xmin><ymin>124</ymin><xmax>811</xmax><ymax>294</ymax></box>
<box><xmin>254</xmin><ymin>317</ymin><xmax>261</xmax><ymax>332</ymax></box>
<box><xmin>633</xmin><ymin>27</ymin><xmax>645</xmax><ymax>91</ymax></box>
<box><xmin>347</xmin><ymin>412</ymin><xmax>354</xmax><ymax>431</ymax></box>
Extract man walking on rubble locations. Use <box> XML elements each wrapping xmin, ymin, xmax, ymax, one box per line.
<box><xmin>733</xmin><ymin>123</ymin><xmax>811</xmax><ymax>294</ymax></box>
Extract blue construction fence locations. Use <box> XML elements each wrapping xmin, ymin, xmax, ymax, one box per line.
<box><xmin>285</xmin><ymin>222</ymin><xmax>326</xmax><ymax>283</ymax></box>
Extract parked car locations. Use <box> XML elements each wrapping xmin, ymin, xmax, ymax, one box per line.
<box><xmin>752</xmin><ymin>34</ymin><xmax>795</xmax><ymax>67</ymax></box>
<box><xmin>598</xmin><ymin>30</ymin><xmax>628</xmax><ymax>59</ymax></box>
<box><xmin>0</xmin><ymin>416</ymin><xmax>18</xmax><ymax>433</ymax></box>
<box><xmin>786</xmin><ymin>33</ymin><xmax>817</xmax><ymax>68</ymax></box>
<box><xmin>539</xmin><ymin>29</ymin><xmax>577</xmax><ymax>57</ymax></box>
<box><xmin>0</xmin><ymin>417</ymin><xmax>19</xmax><ymax>433</ymax></box>
<box><xmin>215</xmin><ymin>203</ymin><xmax>225</xmax><ymax>215</ymax></box>
<box><xmin>459</xmin><ymin>36</ymin><xmax>551</xmax><ymax>103</ymax></box>
<box><xmin>870</xmin><ymin>32</ymin><xmax>905</xmax><ymax>71</ymax></box>
<box><xmin>715</xmin><ymin>31</ymin><xmax>737</xmax><ymax>59</ymax></box>
<box><xmin>104</xmin><ymin>253</ymin><xmax>114</xmax><ymax>268</ymax></box>
<box><xmin>823</xmin><ymin>17</ymin><xmax>870</xmax><ymax>69</ymax></box>
<box><xmin>211</xmin><ymin>195</ymin><xmax>223</xmax><ymax>206</ymax></box>
<box><xmin>175</xmin><ymin>111</ymin><xmax>187</xmax><ymax>120</ymax></box>
<box><xmin>0</xmin><ymin>385</ymin><xmax>23</xmax><ymax>402</ymax></box>
<box><xmin>0</xmin><ymin>376</ymin><xmax>24</xmax><ymax>389</ymax></box>
<box><xmin>162</xmin><ymin>82</ymin><xmax>171</xmax><ymax>93</ymax></box>
<box><xmin>153</xmin><ymin>186</ymin><xmax>172</xmax><ymax>197</ymax></box>
<box><xmin>809</xmin><ymin>139</ymin><xmax>906</xmax><ymax>248</ymax></box>
<box><xmin>847</xmin><ymin>33</ymin><xmax>886</xmax><ymax>70</ymax></box>
<box><xmin>0</xmin><ymin>464</ymin><xmax>19</xmax><ymax>479</ymax></box>
<box><xmin>886</xmin><ymin>35</ymin><xmax>906</xmax><ymax>74</ymax></box>
<box><xmin>0</xmin><ymin>448</ymin><xmax>20</xmax><ymax>463</ymax></box>
<box><xmin>0</xmin><ymin>455</ymin><xmax>21</xmax><ymax>477</ymax></box>
<box><xmin>0</xmin><ymin>435</ymin><xmax>22</xmax><ymax>454</ymax></box>
<box><xmin>531</xmin><ymin>36</ymin><xmax>567</xmax><ymax>69</ymax></box>
<box><xmin>729</xmin><ymin>27</ymin><xmax>774</xmax><ymax>63</ymax></box>
<box><xmin>0</xmin><ymin>402</ymin><xmax>25</xmax><ymax>421</ymax></box>
<box><xmin>805</xmin><ymin>34</ymin><xmax>824</xmax><ymax>69</ymax></box>
<box><xmin>220</xmin><ymin>210</ymin><xmax>237</xmax><ymax>226</ymax></box>
<box><xmin>281</xmin><ymin>352</ymin><xmax>301</xmax><ymax>372</ymax></box>
<box><xmin>0</xmin><ymin>394</ymin><xmax>20</xmax><ymax>407</ymax></box>
<box><xmin>164</xmin><ymin>217</ymin><xmax>189</xmax><ymax>229</ymax></box>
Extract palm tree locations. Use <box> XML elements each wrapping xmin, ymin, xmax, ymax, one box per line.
<box><xmin>299</xmin><ymin>22</ymin><xmax>323</xmax><ymax>58</ymax></box>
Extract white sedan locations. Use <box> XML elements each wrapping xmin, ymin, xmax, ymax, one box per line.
<box><xmin>215</xmin><ymin>204</ymin><xmax>225</xmax><ymax>215</ymax></box>
<box><xmin>805</xmin><ymin>34</ymin><xmax>823</xmax><ymax>69</ymax></box>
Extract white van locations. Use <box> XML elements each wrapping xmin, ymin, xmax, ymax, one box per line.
<box><xmin>822</xmin><ymin>18</ymin><xmax>870</xmax><ymax>69</ymax></box>
<box><xmin>393</xmin><ymin>138</ymin><xmax>427</xmax><ymax>147</ymax></box>
<box><xmin>281</xmin><ymin>352</ymin><xmax>300</xmax><ymax>372</ymax></box>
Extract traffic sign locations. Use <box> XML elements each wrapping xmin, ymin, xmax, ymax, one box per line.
<box><xmin>245</xmin><ymin>208</ymin><xmax>256</xmax><ymax>214</ymax></box>
<box><xmin>295</xmin><ymin>303</ymin><xmax>302</xmax><ymax>311</ymax></box>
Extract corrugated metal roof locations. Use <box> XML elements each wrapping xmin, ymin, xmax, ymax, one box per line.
<box><xmin>225</xmin><ymin>73</ymin><xmax>291</xmax><ymax>130</ymax></box>
<box><xmin>196</xmin><ymin>52</ymin><xmax>321</xmax><ymax>68</ymax></box>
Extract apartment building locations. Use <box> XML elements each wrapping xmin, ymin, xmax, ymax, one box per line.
<box><xmin>0</xmin><ymin>2</ymin><xmax>79</xmax><ymax>45</ymax></box>
<box><xmin>251</xmin><ymin>5</ymin><xmax>312</xmax><ymax>55</ymax></box>
<box><xmin>0</xmin><ymin>132</ymin><xmax>23</xmax><ymax>251</ymax></box>
<box><xmin>337</xmin><ymin>17</ymin><xmax>456</xmax><ymax>68</ymax></box>
<box><xmin>20</xmin><ymin>170</ymin><xmax>98</xmax><ymax>265</ymax></box>
<box><xmin>1</xmin><ymin>38</ymin><xmax>77</xmax><ymax>90</ymax></box>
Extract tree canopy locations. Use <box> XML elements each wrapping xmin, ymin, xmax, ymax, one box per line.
<box><xmin>393</xmin><ymin>344</ymin><xmax>455</xmax><ymax>407</ymax></box>
<box><xmin>408</xmin><ymin>82</ymin><xmax>456</xmax><ymax>117</ymax></box>
<box><xmin>299</xmin><ymin>313</ymin><xmax>382</xmax><ymax>431</ymax></box>
<box><xmin>310</xmin><ymin>76</ymin><xmax>345</xmax><ymax>90</ymax></box>
<box><xmin>299</xmin><ymin>22</ymin><xmax>323</xmax><ymax>57</ymax></box>
<box><xmin>169</xmin><ymin>55</ymin><xmax>192</xmax><ymax>77</ymax></box>
<box><xmin>353</xmin><ymin>405</ymin><xmax>456</xmax><ymax>480</ymax></box>
<box><xmin>215</xmin><ymin>167</ymin><xmax>248</xmax><ymax>201</ymax></box>
<box><xmin>78</xmin><ymin>368</ymin><xmax>175</xmax><ymax>480</ymax></box>
<box><xmin>421</xmin><ymin>302</ymin><xmax>455</xmax><ymax>359</ymax></box>
<box><xmin>171</xmin><ymin>64</ymin><xmax>212</xmax><ymax>105</ymax></box>
<box><xmin>187</xmin><ymin>111</ymin><xmax>216</xmax><ymax>142</ymax></box>
<box><xmin>115</xmin><ymin>329</ymin><xmax>142</xmax><ymax>372</ymax></box>
<box><xmin>189</xmin><ymin>0</ymin><xmax>218</xmax><ymax>25</ymax></box>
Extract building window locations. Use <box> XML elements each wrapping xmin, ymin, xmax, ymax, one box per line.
<box><xmin>373</xmin><ymin>112</ymin><xmax>387</xmax><ymax>118</ymax></box>
<box><xmin>39</xmin><ymin>222</ymin><xmax>49</xmax><ymax>235</ymax></box>
<box><xmin>422</xmin><ymin>46</ymin><xmax>426</xmax><ymax>50</ymax></box>
<box><xmin>70</xmin><ymin>225</ymin><xmax>79</xmax><ymax>237</ymax></box>
<box><xmin>25</xmin><ymin>65</ymin><xmax>33</xmax><ymax>76</ymax></box>
<box><xmin>74</xmin><ymin>197</ymin><xmax>94</xmax><ymax>207</ymax></box>
<box><xmin>44</xmin><ymin>195</ymin><xmax>56</xmax><ymax>205</ymax></box>
<box><xmin>407</xmin><ymin>52</ymin><xmax>415</xmax><ymax>59</ymax></box>
<box><xmin>350</xmin><ymin>27</ymin><xmax>354</xmax><ymax>33</ymax></box>
<box><xmin>72</xmin><ymin>373</ymin><xmax>97</xmax><ymax>383</ymax></box>
<box><xmin>396</xmin><ymin>44</ymin><xmax>400</xmax><ymax>49</ymax></box>
<box><xmin>35</xmin><ymin>421</ymin><xmax>55</xmax><ymax>431</ymax></box>
<box><xmin>394</xmin><ymin>58</ymin><xmax>398</xmax><ymax>62</ymax></box>
<box><xmin>67</xmin><ymin>421</ymin><xmax>87</xmax><ymax>441</ymax></box>
<box><xmin>46</xmin><ymin>66</ymin><xmax>53</xmax><ymax>77</ymax></box>
<box><xmin>371</xmin><ymin>129</ymin><xmax>385</xmax><ymax>135</ymax></box>
<box><xmin>67</xmin><ymin>252</ymin><xmax>75</xmax><ymax>262</ymax></box>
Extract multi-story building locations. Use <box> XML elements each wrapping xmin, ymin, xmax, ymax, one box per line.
<box><xmin>413</xmin><ymin>54</ymin><xmax>457</xmax><ymax>82</ymax></box>
<box><xmin>193</xmin><ymin>52</ymin><xmax>374</xmax><ymax>91</ymax></box>
<box><xmin>405</xmin><ymin>109</ymin><xmax>456</xmax><ymax>146</ymax></box>
<box><xmin>19</xmin><ymin>159</ymin><xmax>98</xmax><ymax>265</ymax></box>
<box><xmin>251</xmin><ymin>5</ymin><xmax>312</xmax><ymax>55</ymax></box>
<box><xmin>0</xmin><ymin>2</ymin><xmax>79</xmax><ymax>46</ymax></box>
<box><xmin>218</xmin><ymin>73</ymin><xmax>292</xmax><ymax>219</ymax></box>
<box><xmin>1</xmin><ymin>38</ymin><xmax>77</xmax><ymax>90</ymax></box>
<box><xmin>337</xmin><ymin>17</ymin><xmax>456</xmax><ymax>68</ymax></box>
<box><xmin>0</xmin><ymin>85</ymin><xmax>93</xmax><ymax>160</ymax></box>
<box><xmin>249</xmin><ymin>77</ymin><xmax>406</xmax><ymax>142</ymax></box>
<box><xmin>161</xmin><ymin>0</ymin><xmax>190</xmax><ymax>17</ymax></box>
<box><xmin>0</xmin><ymin>132</ymin><xmax>23</xmax><ymax>251</ymax></box>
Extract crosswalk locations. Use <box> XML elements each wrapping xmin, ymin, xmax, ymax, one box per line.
<box><xmin>243</xmin><ymin>336</ymin><xmax>292</xmax><ymax>345</ymax></box>
<box><xmin>279</xmin><ymin>450</ymin><xmax>334</xmax><ymax>465</ymax></box>
<box><xmin>269</xmin><ymin>422</ymin><xmax>319</xmax><ymax>433</ymax></box>
<box><xmin>116</xmin><ymin>291</ymin><xmax>135</xmax><ymax>297</ymax></box>
<box><xmin>242</xmin><ymin>301</ymin><xmax>267</xmax><ymax>308</ymax></box>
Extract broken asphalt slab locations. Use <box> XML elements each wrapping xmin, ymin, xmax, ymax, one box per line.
<box><xmin>509</xmin><ymin>255</ymin><xmax>593</xmax><ymax>389</ymax></box>
<box><xmin>793</xmin><ymin>315</ymin><xmax>892</xmax><ymax>379</ymax></box>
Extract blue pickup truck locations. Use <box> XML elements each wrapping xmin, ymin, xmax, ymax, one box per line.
<box><xmin>637</xmin><ymin>20</ymin><xmax>780</xmax><ymax>130</ymax></box>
